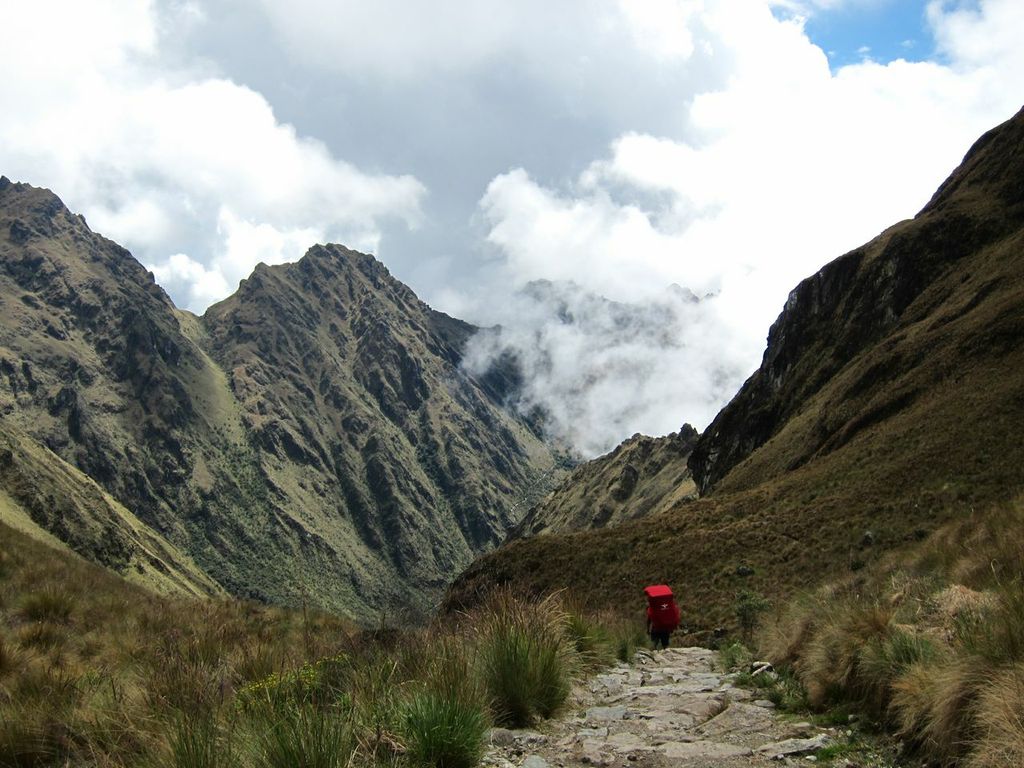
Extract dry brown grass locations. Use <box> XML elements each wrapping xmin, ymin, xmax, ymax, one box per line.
<box><xmin>891</xmin><ymin>658</ymin><xmax>987</xmax><ymax>766</ymax></box>
<box><xmin>0</xmin><ymin>520</ymin><xmax>354</xmax><ymax>766</ymax></box>
<box><xmin>751</xmin><ymin>496</ymin><xmax>1024</xmax><ymax>766</ymax></box>
<box><xmin>0</xmin><ymin>520</ymin><xmax>637</xmax><ymax>766</ymax></box>
<box><xmin>967</xmin><ymin>663</ymin><xmax>1024</xmax><ymax>768</ymax></box>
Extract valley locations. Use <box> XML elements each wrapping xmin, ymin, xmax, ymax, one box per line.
<box><xmin>1</xmin><ymin>97</ymin><xmax>1023</xmax><ymax>768</ymax></box>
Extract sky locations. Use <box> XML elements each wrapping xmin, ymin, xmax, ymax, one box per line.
<box><xmin>1</xmin><ymin>0</ymin><xmax>1022</xmax><ymax>457</ymax></box>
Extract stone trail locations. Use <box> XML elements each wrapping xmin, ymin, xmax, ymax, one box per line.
<box><xmin>483</xmin><ymin>646</ymin><xmax>843</xmax><ymax>768</ymax></box>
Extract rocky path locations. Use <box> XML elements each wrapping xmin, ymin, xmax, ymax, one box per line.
<box><xmin>483</xmin><ymin>647</ymin><xmax>848</xmax><ymax>768</ymax></box>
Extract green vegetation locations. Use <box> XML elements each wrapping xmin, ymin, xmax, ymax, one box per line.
<box><xmin>733</xmin><ymin>589</ymin><xmax>770</xmax><ymax>643</ymax></box>
<box><xmin>0</xmin><ymin>523</ymin><xmax>641</xmax><ymax>767</ymax></box>
<box><xmin>757</xmin><ymin>496</ymin><xmax>1024</xmax><ymax>767</ymax></box>
<box><xmin>475</xmin><ymin>590</ymin><xmax>572</xmax><ymax>726</ymax></box>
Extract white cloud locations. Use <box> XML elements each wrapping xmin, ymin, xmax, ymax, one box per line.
<box><xmin>462</xmin><ymin>282</ymin><xmax>745</xmax><ymax>457</ymax></box>
<box><xmin>256</xmin><ymin>0</ymin><xmax>702</xmax><ymax>80</ymax></box>
<box><xmin>4</xmin><ymin>0</ymin><xmax>1022</xmax><ymax>458</ymax></box>
<box><xmin>0</xmin><ymin>0</ymin><xmax>426</xmax><ymax>312</ymax></box>
<box><xmin>470</xmin><ymin>0</ymin><xmax>1024</xmax><ymax>454</ymax></box>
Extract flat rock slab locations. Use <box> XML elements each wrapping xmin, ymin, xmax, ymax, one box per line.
<box><xmin>756</xmin><ymin>733</ymin><xmax>832</xmax><ymax>758</ymax></box>
<box><xmin>697</xmin><ymin>702</ymin><xmax>776</xmax><ymax>741</ymax></box>
<box><xmin>661</xmin><ymin>740</ymin><xmax>754</xmax><ymax>759</ymax></box>
<box><xmin>586</xmin><ymin>705</ymin><xmax>628</xmax><ymax>722</ymax></box>
<box><xmin>607</xmin><ymin>732</ymin><xmax>657</xmax><ymax>753</ymax></box>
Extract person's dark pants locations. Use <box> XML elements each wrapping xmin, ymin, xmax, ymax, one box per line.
<box><xmin>650</xmin><ymin>630</ymin><xmax>671</xmax><ymax>649</ymax></box>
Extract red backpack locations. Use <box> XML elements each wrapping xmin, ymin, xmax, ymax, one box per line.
<box><xmin>644</xmin><ymin>584</ymin><xmax>680</xmax><ymax>632</ymax></box>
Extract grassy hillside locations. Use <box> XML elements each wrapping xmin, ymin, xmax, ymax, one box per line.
<box><xmin>447</xmin><ymin>108</ymin><xmax>1024</xmax><ymax>632</ymax></box>
<box><xmin>752</xmin><ymin>494</ymin><xmax>1024</xmax><ymax>767</ymax></box>
<box><xmin>0</xmin><ymin>519</ymin><xmax>637</xmax><ymax>767</ymax></box>
<box><xmin>0</xmin><ymin>422</ymin><xmax>219</xmax><ymax>598</ymax></box>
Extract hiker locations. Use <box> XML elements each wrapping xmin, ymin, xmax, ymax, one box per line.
<box><xmin>644</xmin><ymin>584</ymin><xmax>680</xmax><ymax>649</ymax></box>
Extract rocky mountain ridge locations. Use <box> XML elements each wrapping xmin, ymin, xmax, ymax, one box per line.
<box><xmin>688</xmin><ymin>103</ymin><xmax>1024</xmax><ymax>497</ymax></box>
<box><xmin>0</xmin><ymin>176</ymin><xmax>561</xmax><ymax>621</ymax></box>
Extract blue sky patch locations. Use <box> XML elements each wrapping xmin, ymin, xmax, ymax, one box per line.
<box><xmin>800</xmin><ymin>1</ymin><xmax>936</xmax><ymax>69</ymax></box>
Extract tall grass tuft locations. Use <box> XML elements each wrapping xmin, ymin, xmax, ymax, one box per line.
<box><xmin>717</xmin><ymin>641</ymin><xmax>752</xmax><ymax>672</ymax></box>
<box><xmin>955</xmin><ymin>579</ymin><xmax>1024</xmax><ymax>664</ymax></box>
<box><xmin>401</xmin><ymin>690</ymin><xmax>487</xmax><ymax>768</ymax></box>
<box><xmin>474</xmin><ymin>590</ymin><xmax>571</xmax><ymax>727</ymax></box>
<box><xmin>967</xmin><ymin>663</ymin><xmax>1024</xmax><ymax>768</ymax></box>
<box><xmin>0</xmin><ymin>705</ymin><xmax>64</xmax><ymax>767</ymax></box>
<box><xmin>565</xmin><ymin>610</ymin><xmax>614</xmax><ymax>670</ymax></box>
<box><xmin>249</xmin><ymin>704</ymin><xmax>354</xmax><ymax>768</ymax></box>
<box><xmin>166</xmin><ymin>715</ymin><xmax>236</xmax><ymax>768</ymax></box>
<box><xmin>399</xmin><ymin>635</ymin><xmax>489</xmax><ymax>768</ymax></box>
<box><xmin>602</xmin><ymin>614</ymin><xmax>648</xmax><ymax>663</ymax></box>
<box><xmin>799</xmin><ymin>599</ymin><xmax>893</xmax><ymax>711</ymax></box>
<box><xmin>348</xmin><ymin>653</ymin><xmax>403</xmax><ymax>763</ymax></box>
<box><xmin>855</xmin><ymin>627</ymin><xmax>940</xmax><ymax>720</ymax></box>
<box><xmin>18</xmin><ymin>587</ymin><xmax>74</xmax><ymax>624</ymax></box>
<box><xmin>0</xmin><ymin>637</ymin><xmax>13</xmax><ymax>677</ymax></box>
<box><xmin>891</xmin><ymin>658</ymin><xmax>986</xmax><ymax>766</ymax></box>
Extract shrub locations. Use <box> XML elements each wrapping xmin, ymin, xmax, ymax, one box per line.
<box><xmin>236</xmin><ymin>654</ymin><xmax>351</xmax><ymax>713</ymax></box>
<box><xmin>249</xmin><ymin>704</ymin><xmax>354</xmax><ymax>768</ymax></box>
<box><xmin>401</xmin><ymin>690</ymin><xmax>487</xmax><ymax>768</ymax></box>
<box><xmin>733</xmin><ymin>589</ymin><xmax>770</xmax><ymax>642</ymax></box>
<box><xmin>18</xmin><ymin>588</ymin><xmax>74</xmax><ymax>624</ymax></box>
<box><xmin>474</xmin><ymin>590</ymin><xmax>571</xmax><ymax>727</ymax></box>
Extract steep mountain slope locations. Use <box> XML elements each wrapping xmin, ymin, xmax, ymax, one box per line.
<box><xmin>447</xmin><ymin>107</ymin><xmax>1024</xmax><ymax>628</ymax></box>
<box><xmin>0</xmin><ymin>421</ymin><xmax>219</xmax><ymax>598</ymax></box>
<box><xmin>509</xmin><ymin>425</ymin><xmax>698</xmax><ymax>538</ymax></box>
<box><xmin>0</xmin><ymin>177</ymin><xmax>560</xmax><ymax>620</ymax></box>
<box><xmin>689</xmin><ymin>104</ymin><xmax>1024</xmax><ymax>497</ymax></box>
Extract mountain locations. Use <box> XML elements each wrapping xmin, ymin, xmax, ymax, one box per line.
<box><xmin>0</xmin><ymin>420</ymin><xmax>220</xmax><ymax>598</ymax></box>
<box><xmin>446</xmin><ymin>106</ymin><xmax>1024</xmax><ymax>628</ymax></box>
<box><xmin>0</xmin><ymin>176</ymin><xmax>561</xmax><ymax>621</ymax></box>
<box><xmin>509</xmin><ymin>425</ymin><xmax>698</xmax><ymax>538</ymax></box>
